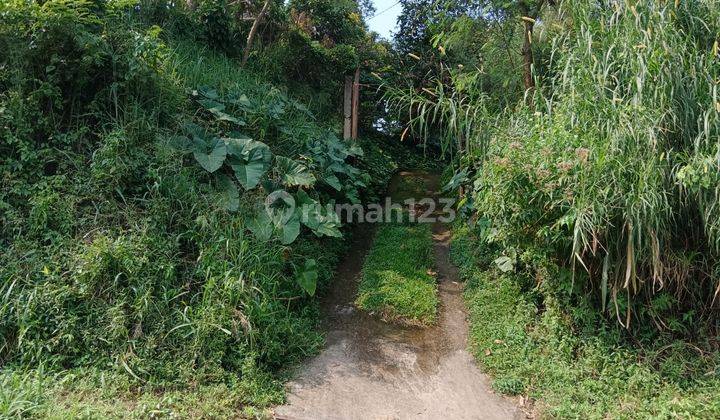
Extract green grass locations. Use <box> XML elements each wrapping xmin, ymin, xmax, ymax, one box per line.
<box><xmin>356</xmin><ymin>222</ymin><xmax>438</xmax><ymax>326</ymax></box>
<box><xmin>0</xmin><ymin>367</ymin><xmax>280</xmax><ymax>419</ymax></box>
<box><xmin>0</xmin><ymin>2</ymin><xmax>395</xmax><ymax>416</ymax></box>
<box><xmin>450</xmin><ymin>226</ymin><xmax>720</xmax><ymax>419</ymax></box>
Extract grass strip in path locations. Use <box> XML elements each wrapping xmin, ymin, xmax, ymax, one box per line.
<box><xmin>356</xmin><ymin>219</ymin><xmax>438</xmax><ymax>326</ymax></box>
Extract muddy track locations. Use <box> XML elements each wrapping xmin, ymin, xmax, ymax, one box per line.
<box><xmin>274</xmin><ymin>172</ymin><xmax>522</xmax><ymax>420</ymax></box>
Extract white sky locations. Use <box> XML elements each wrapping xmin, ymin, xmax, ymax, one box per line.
<box><xmin>367</xmin><ymin>0</ymin><xmax>402</xmax><ymax>41</ymax></box>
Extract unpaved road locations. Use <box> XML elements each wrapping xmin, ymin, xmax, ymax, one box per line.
<box><xmin>274</xmin><ymin>172</ymin><xmax>522</xmax><ymax>420</ymax></box>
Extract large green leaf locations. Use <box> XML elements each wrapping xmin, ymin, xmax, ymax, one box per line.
<box><xmin>295</xmin><ymin>259</ymin><xmax>318</xmax><ymax>296</ymax></box>
<box><xmin>247</xmin><ymin>209</ymin><xmax>274</xmax><ymax>242</ymax></box>
<box><xmin>225</xmin><ymin>136</ymin><xmax>272</xmax><ymax>189</ymax></box>
<box><xmin>232</xmin><ymin>160</ymin><xmax>270</xmax><ymax>190</ymax></box>
<box><xmin>348</xmin><ymin>142</ymin><xmax>364</xmax><ymax>157</ymax></box>
<box><xmin>265</xmin><ymin>190</ymin><xmax>296</xmax><ymax>227</ymax></box>
<box><xmin>295</xmin><ymin>191</ymin><xmax>342</xmax><ymax>238</ymax></box>
<box><xmin>247</xmin><ymin>198</ymin><xmax>300</xmax><ymax>245</ymax></box>
<box><xmin>279</xmin><ymin>212</ymin><xmax>301</xmax><ymax>245</ymax></box>
<box><xmin>217</xmin><ymin>174</ymin><xmax>239</xmax><ymax>212</ymax></box>
<box><xmin>193</xmin><ymin>138</ymin><xmax>227</xmax><ymax>173</ymax></box>
<box><xmin>196</xmin><ymin>86</ymin><xmax>219</xmax><ymax>100</ymax></box>
<box><xmin>322</xmin><ymin>173</ymin><xmax>342</xmax><ymax>191</ymax></box>
<box><xmin>313</xmin><ymin>208</ymin><xmax>342</xmax><ymax>238</ymax></box>
<box><xmin>199</xmin><ymin>99</ymin><xmax>244</xmax><ymax>125</ymax></box>
<box><xmin>275</xmin><ymin>156</ymin><xmax>316</xmax><ymax>187</ymax></box>
<box><xmin>198</xmin><ymin>99</ymin><xmax>225</xmax><ymax>112</ymax></box>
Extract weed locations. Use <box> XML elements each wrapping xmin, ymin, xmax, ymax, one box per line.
<box><xmin>451</xmin><ymin>227</ymin><xmax>720</xmax><ymax>418</ymax></box>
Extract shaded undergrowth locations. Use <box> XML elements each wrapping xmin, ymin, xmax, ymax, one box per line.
<box><xmin>451</xmin><ymin>226</ymin><xmax>720</xmax><ymax>419</ymax></box>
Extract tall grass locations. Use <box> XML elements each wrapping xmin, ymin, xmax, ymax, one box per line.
<box><xmin>388</xmin><ymin>0</ymin><xmax>720</xmax><ymax>329</ymax></box>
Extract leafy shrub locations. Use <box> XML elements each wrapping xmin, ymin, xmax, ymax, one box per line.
<box><xmin>451</xmin><ymin>227</ymin><xmax>720</xmax><ymax>418</ymax></box>
<box><xmin>395</xmin><ymin>0</ymin><xmax>720</xmax><ymax>331</ymax></box>
<box><xmin>0</xmin><ymin>0</ymin><xmax>379</xmax><ymax>413</ymax></box>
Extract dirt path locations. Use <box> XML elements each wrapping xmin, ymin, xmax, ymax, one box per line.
<box><xmin>274</xmin><ymin>172</ymin><xmax>521</xmax><ymax>420</ymax></box>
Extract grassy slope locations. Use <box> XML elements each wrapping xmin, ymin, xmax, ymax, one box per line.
<box><xmin>0</xmin><ymin>33</ymin><xmax>397</xmax><ymax>417</ymax></box>
<box><xmin>450</xmin><ymin>227</ymin><xmax>720</xmax><ymax>419</ymax></box>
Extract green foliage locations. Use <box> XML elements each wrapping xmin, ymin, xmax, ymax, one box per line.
<box><xmin>289</xmin><ymin>0</ymin><xmax>366</xmax><ymax>45</ymax></box>
<box><xmin>295</xmin><ymin>259</ymin><xmax>319</xmax><ymax>296</ymax></box>
<box><xmin>388</xmin><ymin>0</ymin><xmax>720</xmax><ymax>331</ymax></box>
<box><xmin>0</xmin><ymin>0</ymin><xmax>383</xmax><ymax>416</ymax></box>
<box><xmin>451</xmin><ymin>227</ymin><xmax>720</xmax><ymax>418</ymax></box>
<box><xmin>0</xmin><ymin>369</ymin><xmax>50</xmax><ymax>418</ymax></box>
<box><xmin>0</xmin><ymin>366</ymin><xmax>282</xmax><ymax>419</ymax></box>
<box><xmin>357</xmin><ymin>221</ymin><xmax>438</xmax><ymax>326</ymax></box>
<box><xmin>195</xmin><ymin>0</ymin><xmax>239</xmax><ymax>54</ymax></box>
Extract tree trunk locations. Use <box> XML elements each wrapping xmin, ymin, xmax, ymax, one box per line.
<box><xmin>242</xmin><ymin>0</ymin><xmax>271</xmax><ymax>67</ymax></box>
<box><xmin>521</xmin><ymin>18</ymin><xmax>535</xmax><ymax>93</ymax></box>
<box><xmin>519</xmin><ymin>0</ymin><xmax>547</xmax><ymax>102</ymax></box>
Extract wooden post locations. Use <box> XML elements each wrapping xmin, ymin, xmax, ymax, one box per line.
<box><xmin>343</xmin><ymin>76</ymin><xmax>353</xmax><ymax>140</ymax></box>
<box><xmin>351</xmin><ymin>68</ymin><xmax>360</xmax><ymax>140</ymax></box>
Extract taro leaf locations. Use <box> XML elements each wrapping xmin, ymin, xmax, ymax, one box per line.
<box><xmin>322</xmin><ymin>173</ymin><xmax>342</xmax><ymax>191</ymax></box>
<box><xmin>199</xmin><ymin>99</ymin><xmax>244</xmax><ymax>125</ymax></box>
<box><xmin>278</xmin><ymin>212</ymin><xmax>300</xmax><ymax>245</ymax></box>
<box><xmin>247</xmin><ymin>209</ymin><xmax>274</xmax><ymax>242</ymax></box>
<box><xmin>295</xmin><ymin>189</ymin><xmax>317</xmax><ymax>207</ymax></box>
<box><xmin>255</xmin><ymin>187</ymin><xmax>300</xmax><ymax>244</ymax></box>
<box><xmin>275</xmin><ymin>156</ymin><xmax>316</xmax><ymax>187</ymax></box>
<box><xmin>183</xmin><ymin>121</ymin><xmax>208</xmax><ymax>143</ymax></box>
<box><xmin>168</xmin><ymin>134</ymin><xmax>194</xmax><ymax>152</ymax></box>
<box><xmin>229</xmin><ymin>93</ymin><xmax>252</xmax><ymax>108</ymax></box>
<box><xmin>313</xmin><ymin>209</ymin><xmax>342</xmax><ymax>238</ymax></box>
<box><xmin>217</xmin><ymin>174</ymin><xmax>239</xmax><ymax>212</ymax></box>
<box><xmin>212</xmin><ymin>110</ymin><xmax>244</xmax><ymax>125</ymax></box>
<box><xmin>193</xmin><ymin>138</ymin><xmax>227</xmax><ymax>173</ymax></box>
<box><xmin>224</xmin><ymin>133</ymin><xmax>252</xmax><ymax>156</ymax></box>
<box><xmin>232</xmin><ymin>159</ymin><xmax>270</xmax><ymax>190</ymax></box>
<box><xmin>198</xmin><ymin>99</ymin><xmax>225</xmax><ymax>112</ymax></box>
<box><xmin>197</xmin><ymin>86</ymin><xmax>219</xmax><ymax>100</ymax></box>
<box><xmin>297</xmin><ymin>196</ymin><xmax>321</xmax><ymax>231</ymax></box>
<box><xmin>294</xmin><ymin>190</ymin><xmax>341</xmax><ymax>238</ymax></box>
<box><xmin>348</xmin><ymin>142</ymin><xmax>364</xmax><ymax>157</ymax></box>
<box><xmin>265</xmin><ymin>190</ymin><xmax>296</xmax><ymax>227</ymax></box>
<box><xmin>328</xmin><ymin>146</ymin><xmax>349</xmax><ymax>162</ymax></box>
<box><xmin>225</xmin><ymin>136</ymin><xmax>272</xmax><ymax>189</ymax></box>
<box><xmin>295</xmin><ymin>259</ymin><xmax>318</xmax><ymax>296</ymax></box>
<box><xmin>494</xmin><ymin>256</ymin><xmax>515</xmax><ymax>273</ymax></box>
<box><xmin>327</xmin><ymin>162</ymin><xmax>348</xmax><ymax>175</ymax></box>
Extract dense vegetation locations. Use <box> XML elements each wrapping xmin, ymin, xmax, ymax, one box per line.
<box><xmin>0</xmin><ymin>0</ymin><xmax>397</xmax><ymax>416</ymax></box>
<box><xmin>390</xmin><ymin>0</ymin><xmax>720</xmax><ymax>340</ymax></box>
<box><xmin>386</xmin><ymin>0</ymin><xmax>720</xmax><ymax>416</ymax></box>
<box><xmin>2</xmin><ymin>0</ymin><xmax>720</xmax><ymax>417</ymax></box>
<box><xmin>452</xmin><ymin>227</ymin><xmax>720</xmax><ymax>418</ymax></box>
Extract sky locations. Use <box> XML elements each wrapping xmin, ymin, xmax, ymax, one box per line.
<box><xmin>367</xmin><ymin>0</ymin><xmax>403</xmax><ymax>41</ymax></box>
